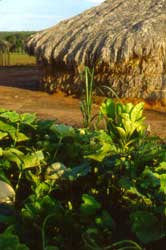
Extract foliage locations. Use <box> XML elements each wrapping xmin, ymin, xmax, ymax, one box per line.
<box><xmin>0</xmin><ymin>226</ymin><xmax>29</xmax><ymax>250</ymax></box>
<box><xmin>100</xmin><ymin>99</ymin><xmax>145</xmax><ymax>149</ymax></box>
<box><xmin>0</xmin><ymin>31</ymin><xmax>35</xmax><ymax>53</ymax></box>
<box><xmin>0</xmin><ymin>32</ymin><xmax>36</xmax><ymax>66</ymax></box>
<box><xmin>0</xmin><ymin>104</ymin><xmax>165</xmax><ymax>250</ymax></box>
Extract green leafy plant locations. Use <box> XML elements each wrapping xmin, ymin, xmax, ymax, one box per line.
<box><xmin>0</xmin><ymin>108</ymin><xmax>165</xmax><ymax>250</ymax></box>
<box><xmin>100</xmin><ymin>99</ymin><xmax>146</xmax><ymax>149</ymax></box>
<box><xmin>0</xmin><ymin>226</ymin><xmax>29</xmax><ymax>250</ymax></box>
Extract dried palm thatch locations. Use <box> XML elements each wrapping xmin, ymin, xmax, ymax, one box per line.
<box><xmin>26</xmin><ymin>0</ymin><xmax>166</xmax><ymax>105</ymax></box>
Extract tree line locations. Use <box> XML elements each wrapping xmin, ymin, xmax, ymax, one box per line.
<box><xmin>0</xmin><ymin>31</ymin><xmax>35</xmax><ymax>53</ymax></box>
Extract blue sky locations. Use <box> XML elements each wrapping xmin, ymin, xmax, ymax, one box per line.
<box><xmin>0</xmin><ymin>0</ymin><xmax>104</xmax><ymax>31</ymax></box>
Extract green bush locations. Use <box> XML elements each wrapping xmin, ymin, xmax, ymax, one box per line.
<box><xmin>0</xmin><ymin>103</ymin><xmax>165</xmax><ymax>250</ymax></box>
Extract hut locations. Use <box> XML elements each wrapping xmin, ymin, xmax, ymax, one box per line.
<box><xmin>26</xmin><ymin>0</ymin><xmax>166</xmax><ymax>105</ymax></box>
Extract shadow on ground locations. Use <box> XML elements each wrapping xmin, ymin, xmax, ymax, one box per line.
<box><xmin>0</xmin><ymin>66</ymin><xmax>40</xmax><ymax>91</ymax></box>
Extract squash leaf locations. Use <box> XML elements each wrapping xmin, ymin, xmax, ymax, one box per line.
<box><xmin>80</xmin><ymin>194</ymin><xmax>101</xmax><ymax>216</ymax></box>
<box><xmin>130</xmin><ymin>211</ymin><xmax>165</xmax><ymax>244</ymax></box>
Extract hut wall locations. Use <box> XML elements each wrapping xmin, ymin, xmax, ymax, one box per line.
<box><xmin>39</xmin><ymin>56</ymin><xmax>166</xmax><ymax>106</ymax></box>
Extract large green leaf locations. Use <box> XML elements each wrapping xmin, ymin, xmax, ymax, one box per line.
<box><xmin>80</xmin><ymin>194</ymin><xmax>101</xmax><ymax>216</ymax></box>
<box><xmin>141</xmin><ymin>167</ymin><xmax>160</xmax><ymax>189</ymax></box>
<box><xmin>3</xmin><ymin>148</ymin><xmax>23</xmax><ymax>167</ymax></box>
<box><xmin>20</xmin><ymin>113</ymin><xmax>36</xmax><ymax>125</ymax></box>
<box><xmin>119</xmin><ymin>177</ymin><xmax>152</xmax><ymax>205</ymax></box>
<box><xmin>0</xmin><ymin>108</ymin><xmax>7</xmax><ymax>113</ymax></box>
<box><xmin>0</xmin><ymin>131</ymin><xmax>8</xmax><ymax>140</ymax></box>
<box><xmin>95</xmin><ymin>210</ymin><xmax>115</xmax><ymax>229</ymax></box>
<box><xmin>119</xmin><ymin>177</ymin><xmax>133</xmax><ymax>189</ymax></box>
<box><xmin>3</xmin><ymin>149</ymin><xmax>44</xmax><ymax>170</ymax></box>
<box><xmin>156</xmin><ymin>162</ymin><xmax>166</xmax><ymax>173</ymax></box>
<box><xmin>125</xmin><ymin>102</ymin><xmax>134</xmax><ymax>114</ymax></box>
<box><xmin>87</xmin><ymin>142</ymin><xmax>115</xmax><ymax>162</ymax></box>
<box><xmin>0</xmin><ymin>111</ymin><xmax>20</xmax><ymax>123</ymax></box>
<box><xmin>130</xmin><ymin>211</ymin><xmax>165</xmax><ymax>244</ymax></box>
<box><xmin>126</xmin><ymin>187</ymin><xmax>152</xmax><ymax>205</ymax></box>
<box><xmin>15</xmin><ymin>132</ymin><xmax>29</xmax><ymax>142</ymax></box>
<box><xmin>86</xmin><ymin>130</ymin><xmax>116</xmax><ymax>162</ymax></box>
<box><xmin>100</xmin><ymin>99</ymin><xmax>145</xmax><ymax>149</ymax></box>
<box><xmin>0</xmin><ymin>120</ymin><xmax>16</xmax><ymax>140</ymax></box>
<box><xmin>130</xmin><ymin>102</ymin><xmax>144</xmax><ymax>122</ymax></box>
<box><xmin>160</xmin><ymin>174</ymin><xmax>166</xmax><ymax>194</ymax></box>
<box><xmin>65</xmin><ymin>163</ymin><xmax>91</xmax><ymax>181</ymax></box>
<box><xmin>50</xmin><ymin>124</ymin><xmax>75</xmax><ymax>138</ymax></box>
<box><xmin>0</xmin><ymin>169</ymin><xmax>10</xmax><ymax>183</ymax></box>
<box><xmin>0</xmin><ymin>227</ymin><xmax>29</xmax><ymax>250</ymax></box>
<box><xmin>22</xmin><ymin>151</ymin><xmax>44</xmax><ymax>169</ymax></box>
<box><xmin>100</xmin><ymin>99</ymin><xmax>116</xmax><ymax>119</ymax></box>
<box><xmin>116</xmin><ymin>126</ymin><xmax>126</xmax><ymax>138</ymax></box>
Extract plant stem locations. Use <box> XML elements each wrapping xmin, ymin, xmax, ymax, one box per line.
<box><xmin>42</xmin><ymin>213</ymin><xmax>56</xmax><ymax>250</ymax></box>
<box><xmin>80</xmin><ymin>66</ymin><xmax>94</xmax><ymax>128</ymax></box>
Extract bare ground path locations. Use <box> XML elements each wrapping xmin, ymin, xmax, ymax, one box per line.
<box><xmin>0</xmin><ymin>66</ymin><xmax>165</xmax><ymax>138</ymax></box>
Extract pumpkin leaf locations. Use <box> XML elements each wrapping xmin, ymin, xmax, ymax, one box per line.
<box><xmin>80</xmin><ymin>194</ymin><xmax>101</xmax><ymax>216</ymax></box>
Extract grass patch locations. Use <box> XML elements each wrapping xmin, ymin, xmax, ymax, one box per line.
<box><xmin>9</xmin><ymin>53</ymin><xmax>36</xmax><ymax>66</ymax></box>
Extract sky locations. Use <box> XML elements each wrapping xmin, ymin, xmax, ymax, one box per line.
<box><xmin>0</xmin><ymin>0</ymin><xmax>104</xmax><ymax>31</ymax></box>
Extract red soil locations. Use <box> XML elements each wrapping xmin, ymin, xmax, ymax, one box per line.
<box><xmin>0</xmin><ymin>66</ymin><xmax>165</xmax><ymax>138</ymax></box>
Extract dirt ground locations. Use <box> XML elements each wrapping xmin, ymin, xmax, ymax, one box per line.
<box><xmin>0</xmin><ymin>66</ymin><xmax>165</xmax><ymax>138</ymax></box>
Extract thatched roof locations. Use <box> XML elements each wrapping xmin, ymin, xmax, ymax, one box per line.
<box><xmin>27</xmin><ymin>0</ymin><xmax>166</xmax><ymax>66</ymax></box>
<box><xmin>26</xmin><ymin>0</ymin><xmax>166</xmax><ymax>104</ymax></box>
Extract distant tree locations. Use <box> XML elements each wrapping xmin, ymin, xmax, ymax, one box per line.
<box><xmin>0</xmin><ymin>32</ymin><xmax>35</xmax><ymax>53</ymax></box>
<box><xmin>5</xmin><ymin>35</ymin><xmax>16</xmax><ymax>52</ymax></box>
<box><xmin>0</xmin><ymin>40</ymin><xmax>10</xmax><ymax>53</ymax></box>
<box><xmin>5</xmin><ymin>34</ymin><xmax>25</xmax><ymax>53</ymax></box>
